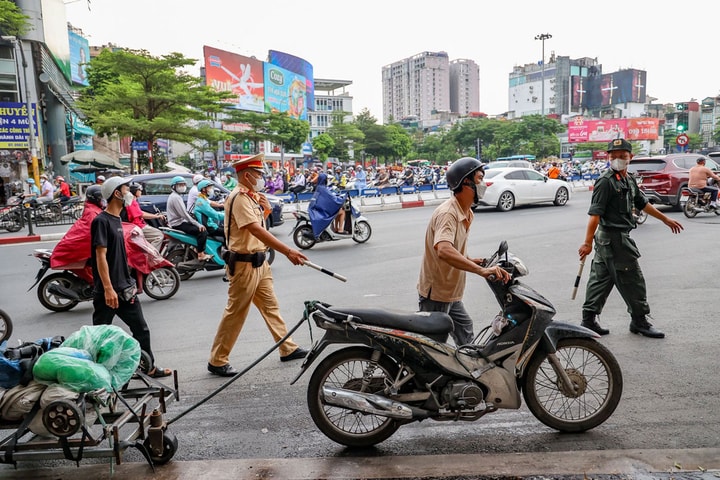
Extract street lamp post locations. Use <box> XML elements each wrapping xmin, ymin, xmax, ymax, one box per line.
<box><xmin>534</xmin><ymin>33</ymin><xmax>552</xmax><ymax>160</ymax></box>
<box><xmin>1</xmin><ymin>36</ymin><xmax>40</xmax><ymax>185</ymax></box>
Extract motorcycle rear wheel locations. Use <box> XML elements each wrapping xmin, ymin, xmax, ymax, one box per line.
<box><xmin>166</xmin><ymin>249</ymin><xmax>196</xmax><ymax>281</ymax></box>
<box><xmin>143</xmin><ymin>266</ymin><xmax>181</xmax><ymax>300</ymax></box>
<box><xmin>523</xmin><ymin>338</ymin><xmax>622</xmax><ymax>432</ymax></box>
<box><xmin>3</xmin><ymin>210</ymin><xmax>23</xmax><ymax>233</ymax></box>
<box><xmin>0</xmin><ymin>308</ymin><xmax>13</xmax><ymax>342</ymax></box>
<box><xmin>37</xmin><ymin>272</ymin><xmax>80</xmax><ymax>312</ymax></box>
<box><xmin>307</xmin><ymin>346</ymin><xmax>401</xmax><ymax>447</ymax></box>
<box><xmin>683</xmin><ymin>198</ymin><xmax>698</xmax><ymax>218</ymax></box>
<box><xmin>352</xmin><ymin>220</ymin><xmax>372</xmax><ymax>244</ymax></box>
<box><xmin>293</xmin><ymin>225</ymin><xmax>316</xmax><ymax>249</ymax></box>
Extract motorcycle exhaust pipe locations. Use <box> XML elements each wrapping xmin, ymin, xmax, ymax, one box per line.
<box><xmin>47</xmin><ymin>284</ymin><xmax>80</xmax><ymax>301</ymax></box>
<box><xmin>321</xmin><ymin>386</ymin><xmax>428</xmax><ymax>419</ymax></box>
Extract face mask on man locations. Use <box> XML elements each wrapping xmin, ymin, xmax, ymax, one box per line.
<box><xmin>248</xmin><ymin>173</ymin><xmax>265</xmax><ymax>192</ymax></box>
<box><xmin>206</xmin><ymin>188</ymin><xmax>215</xmax><ymax>197</ymax></box>
<box><xmin>610</xmin><ymin>158</ymin><xmax>630</xmax><ymax>171</ymax></box>
<box><xmin>176</xmin><ymin>185</ymin><xmax>187</xmax><ymax>194</ymax></box>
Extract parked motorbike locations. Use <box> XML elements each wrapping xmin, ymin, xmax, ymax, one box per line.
<box><xmin>29</xmin><ymin>226</ymin><xmax>181</xmax><ymax>312</ymax></box>
<box><xmin>291</xmin><ymin>194</ymin><xmax>372</xmax><ymax>250</ymax></box>
<box><xmin>293</xmin><ymin>241</ymin><xmax>623</xmax><ymax>447</ymax></box>
<box><xmin>60</xmin><ymin>196</ymin><xmax>84</xmax><ymax>220</ymax></box>
<box><xmin>0</xmin><ymin>195</ymin><xmax>24</xmax><ymax>233</ymax></box>
<box><xmin>22</xmin><ymin>196</ymin><xmax>63</xmax><ymax>222</ymax></box>
<box><xmin>682</xmin><ymin>187</ymin><xmax>720</xmax><ymax>218</ymax></box>
<box><xmin>0</xmin><ymin>308</ymin><xmax>13</xmax><ymax>342</ymax></box>
<box><xmin>160</xmin><ymin>227</ymin><xmax>275</xmax><ymax>281</ymax></box>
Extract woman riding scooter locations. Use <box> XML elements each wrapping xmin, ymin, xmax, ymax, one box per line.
<box><xmin>193</xmin><ymin>179</ymin><xmax>225</xmax><ymax>238</ymax></box>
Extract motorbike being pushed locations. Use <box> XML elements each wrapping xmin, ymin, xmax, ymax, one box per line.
<box><xmin>293</xmin><ymin>241</ymin><xmax>623</xmax><ymax>447</ymax></box>
<box><xmin>30</xmin><ymin>224</ymin><xmax>181</xmax><ymax>312</ymax></box>
<box><xmin>682</xmin><ymin>182</ymin><xmax>720</xmax><ymax>218</ymax></box>
<box><xmin>291</xmin><ymin>192</ymin><xmax>371</xmax><ymax>250</ymax></box>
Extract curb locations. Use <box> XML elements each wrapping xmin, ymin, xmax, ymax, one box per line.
<box><xmin>0</xmin><ymin>232</ymin><xmax>64</xmax><ymax>246</ymax></box>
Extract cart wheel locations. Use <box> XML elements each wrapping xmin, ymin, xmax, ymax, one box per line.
<box><xmin>144</xmin><ymin>431</ymin><xmax>178</xmax><ymax>465</ymax></box>
<box><xmin>138</xmin><ymin>350</ymin><xmax>153</xmax><ymax>374</ymax></box>
<box><xmin>43</xmin><ymin>400</ymin><xmax>84</xmax><ymax>437</ymax></box>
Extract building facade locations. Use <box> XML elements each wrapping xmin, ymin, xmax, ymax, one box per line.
<box><xmin>449</xmin><ymin>59</ymin><xmax>479</xmax><ymax>116</ymax></box>
<box><xmin>382</xmin><ymin>51</ymin><xmax>451</xmax><ymax>124</ymax></box>
<box><xmin>307</xmin><ymin>78</ymin><xmax>353</xmax><ymax>139</ymax></box>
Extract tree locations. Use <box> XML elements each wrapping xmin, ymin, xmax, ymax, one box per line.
<box><xmin>0</xmin><ymin>0</ymin><xmax>30</xmax><ymax>37</ymax></box>
<box><xmin>311</xmin><ymin>133</ymin><xmax>335</xmax><ymax>162</ymax></box>
<box><xmin>223</xmin><ymin>110</ymin><xmax>309</xmax><ymax>154</ymax></box>
<box><xmin>77</xmin><ymin>49</ymin><xmax>232</xmax><ymax>172</ymax></box>
<box><xmin>327</xmin><ymin>112</ymin><xmax>364</xmax><ymax>161</ymax></box>
<box><xmin>385</xmin><ymin>124</ymin><xmax>412</xmax><ymax>161</ymax></box>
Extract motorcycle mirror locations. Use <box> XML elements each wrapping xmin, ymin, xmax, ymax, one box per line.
<box><xmin>498</xmin><ymin>241</ymin><xmax>508</xmax><ymax>256</ymax></box>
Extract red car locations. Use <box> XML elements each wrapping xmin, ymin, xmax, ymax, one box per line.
<box><xmin>628</xmin><ymin>153</ymin><xmax>720</xmax><ymax>210</ymax></box>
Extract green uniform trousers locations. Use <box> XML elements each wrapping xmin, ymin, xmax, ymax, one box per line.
<box><xmin>582</xmin><ymin>228</ymin><xmax>650</xmax><ymax>318</ymax></box>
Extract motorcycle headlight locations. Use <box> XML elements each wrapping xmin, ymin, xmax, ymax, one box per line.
<box><xmin>506</xmin><ymin>253</ymin><xmax>529</xmax><ymax>277</ymax></box>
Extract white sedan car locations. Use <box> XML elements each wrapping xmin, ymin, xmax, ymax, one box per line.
<box><xmin>474</xmin><ymin>167</ymin><xmax>572</xmax><ymax>212</ymax></box>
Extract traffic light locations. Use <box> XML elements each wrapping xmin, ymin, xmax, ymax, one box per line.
<box><xmin>677</xmin><ymin>112</ymin><xmax>688</xmax><ymax>133</ymax></box>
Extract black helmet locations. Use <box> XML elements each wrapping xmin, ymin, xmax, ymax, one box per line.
<box><xmin>446</xmin><ymin>157</ymin><xmax>483</xmax><ymax>191</ymax></box>
<box><xmin>85</xmin><ymin>185</ymin><xmax>104</xmax><ymax>207</ymax></box>
<box><xmin>129</xmin><ymin>182</ymin><xmax>142</xmax><ymax>195</ymax></box>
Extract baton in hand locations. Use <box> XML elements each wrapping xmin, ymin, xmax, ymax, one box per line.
<box><xmin>571</xmin><ymin>258</ymin><xmax>586</xmax><ymax>300</ymax></box>
<box><xmin>303</xmin><ymin>260</ymin><xmax>347</xmax><ymax>283</ymax></box>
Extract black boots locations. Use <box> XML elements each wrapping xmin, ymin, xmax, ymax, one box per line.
<box><xmin>581</xmin><ymin>311</ymin><xmax>609</xmax><ymax>336</ymax></box>
<box><xmin>630</xmin><ymin>315</ymin><xmax>665</xmax><ymax>339</ymax></box>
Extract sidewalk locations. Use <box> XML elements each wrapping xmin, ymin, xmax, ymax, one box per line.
<box><xmin>1</xmin><ymin>447</ymin><xmax>718</xmax><ymax>479</ymax></box>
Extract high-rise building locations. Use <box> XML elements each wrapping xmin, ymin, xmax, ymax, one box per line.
<box><xmin>382</xmin><ymin>51</ymin><xmax>450</xmax><ymax>124</ymax></box>
<box><xmin>449</xmin><ymin>59</ymin><xmax>479</xmax><ymax>116</ymax></box>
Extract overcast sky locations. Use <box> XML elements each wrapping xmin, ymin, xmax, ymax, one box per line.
<box><xmin>65</xmin><ymin>0</ymin><xmax>719</xmax><ymax>121</ymax></box>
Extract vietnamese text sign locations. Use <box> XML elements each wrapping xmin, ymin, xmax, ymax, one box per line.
<box><xmin>0</xmin><ymin>102</ymin><xmax>38</xmax><ymax>149</ymax></box>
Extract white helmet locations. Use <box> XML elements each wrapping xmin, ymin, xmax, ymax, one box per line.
<box><xmin>192</xmin><ymin>174</ymin><xmax>204</xmax><ymax>185</ymax></box>
<box><xmin>101</xmin><ymin>176</ymin><xmax>132</xmax><ymax>200</ymax></box>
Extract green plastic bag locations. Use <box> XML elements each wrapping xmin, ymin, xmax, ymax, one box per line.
<box><xmin>61</xmin><ymin>325</ymin><xmax>141</xmax><ymax>390</ymax></box>
<box><xmin>32</xmin><ymin>347</ymin><xmax>112</xmax><ymax>392</ymax></box>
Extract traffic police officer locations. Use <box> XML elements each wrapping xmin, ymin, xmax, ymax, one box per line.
<box><xmin>578</xmin><ymin>138</ymin><xmax>683</xmax><ymax>338</ymax></box>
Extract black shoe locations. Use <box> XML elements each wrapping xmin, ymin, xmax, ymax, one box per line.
<box><xmin>630</xmin><ymin>316</ymin><xmax>665</xmax><ymax>338</ymax></box>
<box><xmin>207</xmin><ymin>363</ymin><xmax>239</xmax><ymax>376</ymax></box>
<box><xmin>280</xmin><ymin>347</ymin><xmax>308</xmax><ymax>362</ymax></box>
<box><xmin>581</xmin><ymin>311</ymin><xmax>609</xmax><ymax>336</ymax></box>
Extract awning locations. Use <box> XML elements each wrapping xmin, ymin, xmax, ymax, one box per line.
<box><xmin>60</xmin><ymin>150</ymin><xmax>127</xmax><ymax>170</ymax></box>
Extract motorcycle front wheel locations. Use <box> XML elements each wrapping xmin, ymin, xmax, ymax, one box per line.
<box><xmin>522</xmin><ymin>337</ymin><xmax>622</xmax><ymax>433</ymax></box>
<box><xmin>292</xmin><ymin>225</ymin><xmax>316</xmax><ymax>249</ymax></box>
<box><xmin>352</xmin><ymin>220</ymin><xmax>372</xmax><ymax>244</ymax></box>
<box><xmin>143</xmin><ymin>266</ymin><xmax>181</xmax><ymax>300</ymax></box>
<box><xmin>683</xmin><ymin>197</ymin><xmax>698</xmax><ymax>218</ymax></box>
<box><xmin>307</xmin><ymin>346</ymin><xmax>401</xmax><ymax>447</ymax></box>
<box><xmin>37</xmin><ymin>272</ymin><xmax>81</xmax><ymax>312</ymax></box>
<box><xmin>0</xmin><ymin>308</ymin><xmax>13</xmax><ymax>342</ymax></box>
<box><xmin>2</xmin><ymin>210</ymin><xmax>23</xmax><ymax>233</ymax></box>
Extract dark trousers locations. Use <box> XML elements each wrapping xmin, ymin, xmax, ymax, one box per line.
<box><xmin>175</xmin><ymin>221</ymin><xmax>208</xmax><ymax>253</ymax></box>
<box><xmin>582</xmin><ymin>255</ymin><xmax>650</xmax><ymax>318</ymax></box>
<box><xmin>93</xmin><ymin>294</ymin><xmax>155</xmax><ymax>364</ymax></box>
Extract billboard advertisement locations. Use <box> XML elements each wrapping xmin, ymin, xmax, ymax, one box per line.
<box><xmin>571</xmin><ymin>69</ymin><xmax>647</xmax><ymax>110</ymax></box>
<box><xmin>263</xmin><ymin>63</ymin><xmax>307</xmax><ymax>120</ymax></box>
<box><xmin>268</xmin><ymin>50</ymin><xmax>314</xmax><ymax>111</ymax></box>
<box><xmin>0</xmin><ymin>102</ymin><xmax>39</xmax><ymax>149</ymax></box>
<box><xmin>41</xmin><ymin>0</ymin><xmax>71</xmax><ymax>82</ymax></box>
<box><xmin>68</xmin><ymin>30</ymin><xmax>90</xmax><ymax>86</ymax></box>
<box><xmin>203</xmin><ymin>46</ymin><xmax>265</xmax><ymax>112</ymax></box>
<box><xmin>567</xmin><ymin>117</ymin><xmax>659</xmax><ymax>143</ymax></box>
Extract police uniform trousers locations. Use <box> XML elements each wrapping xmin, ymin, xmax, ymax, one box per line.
<box><xmin>209</xmin><ymin>260</ymin><xmax>298</xmax><ymax>366</ymax></box>
<box><xmin>582</xmin><ymin>228</ymin><xmax>650</xmax><ymax>318</ymax></box>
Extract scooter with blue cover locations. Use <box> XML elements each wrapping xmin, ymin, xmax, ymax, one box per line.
<box><xmin>160</xmin><ymin>227</ymin><xmax>274</xmax><ymax>281</ymax></box>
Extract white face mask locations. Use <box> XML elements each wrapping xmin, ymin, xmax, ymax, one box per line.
<box><xmin>476</xmin><ymin>182</ymin><xmax>487</xmax><ymax>199</ymax></box>
<box><xmin>248</xmin><ymin>174</ymin><xmax>265</xmax><ymax>192</ymax></box>
<box><xmin>176</xmin><ymin>185</ymin><xmax>187</xmax><ymax>194</ymax></box>
<box><xmin>206</xmin><ymin>188</ymin><xmax>215</xmax><ymax>197</ymax></box>
<box><xmin>610</xmin><ymin>158</ymin><xmax>630</xmax><ymax>171</ymax></box>
<box><xmin>123</xmin><ymin>191</ymin><xmax>134</xmax><ymax>207</ymax></box>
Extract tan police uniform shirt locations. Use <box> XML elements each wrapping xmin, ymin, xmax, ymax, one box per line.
<box><xmin>417</xmin><ymin>196</ymin><xmax>472</xmax><ymax>302</ymax></box>
<box><xmin>225</xmin><ymin>186</ymin><xmax>266</xmax><ymax>254</ymax></box>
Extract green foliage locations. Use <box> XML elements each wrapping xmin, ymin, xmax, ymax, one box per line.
<box><xmin>0</xmin><ymin>0</ymin><xmax>31</xmax><ymax>37</ymax></box>
<box><xmin>77</xmin><ymin>49</ymin><xmax>233</xmax><ymax>166</ymax></box>
<box><xmin>311</xmin><ymin>133</ymin><xmax>334</xmax><ymax>161</ymax></box>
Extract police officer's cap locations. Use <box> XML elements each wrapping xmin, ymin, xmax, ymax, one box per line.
<box><xmin>606</xmin><ymin>138</ymin><xmax>632</xmax><ymax>153</ymax></box>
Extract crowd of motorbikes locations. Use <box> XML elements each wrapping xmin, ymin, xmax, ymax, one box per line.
<box><xmin>1</xmin><ymin>183</ymin><xmax>83</xmax><ymax>233</ymax></box>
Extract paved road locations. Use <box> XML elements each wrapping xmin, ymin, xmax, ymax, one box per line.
<box><xmin>1</xmin><ymin>190</ymin><xmax>719</xmax><ymax>478</ymax></box>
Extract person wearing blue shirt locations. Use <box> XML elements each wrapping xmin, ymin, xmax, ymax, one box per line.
<box><xmin>354</xmin><ymin>165</ymin><xmax>367</xmax><ymax>192</ymax></box>
<box><xmin>26</xmin><ymin>178</ymin><xmax>41</xmax><ymax>197</ymax></box>
<box><xmin>194</xmin><ymin>179</ymin><xmax>225</xmax><ymax>237</ymax></box>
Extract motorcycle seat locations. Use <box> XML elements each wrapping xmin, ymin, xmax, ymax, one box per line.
<box><xmin>316</xmin><ymin>304</ymin><xmax>453</xmax><ymax>336</ymax></box>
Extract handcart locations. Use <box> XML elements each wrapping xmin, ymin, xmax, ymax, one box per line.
<box><xmin>0</xmin><ymin>367</ymin><xmax>180</xmax><ymax>469</ymax></box>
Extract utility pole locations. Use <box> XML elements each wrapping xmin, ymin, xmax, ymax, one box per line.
<box><xmin>534</xmin><ymin>33</ymin><xmax>552</xmax><ymax>160</ymax></box>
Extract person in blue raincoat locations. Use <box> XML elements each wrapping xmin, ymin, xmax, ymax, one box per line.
<box><xmin>308</xmin><ymin>172</ymin><xmax>347</xmax><ymax>237</ymax></box>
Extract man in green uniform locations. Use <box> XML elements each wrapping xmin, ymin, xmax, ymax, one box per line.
<box><xmin>578</xmin><ymin>138</ymin><xmax>683</xmax><ymax>338</ymax></box>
